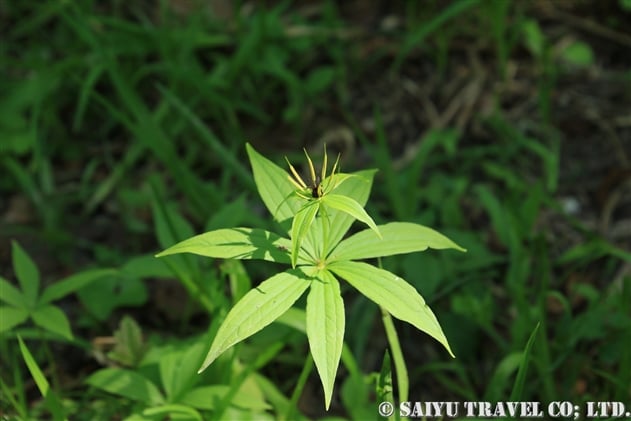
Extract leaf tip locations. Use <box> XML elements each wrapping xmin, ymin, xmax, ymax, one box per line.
<box><xmin>198</xmin><ymin>354</ymin><xmax>216</xmax><ymax>373</ymax></box>
<box><xmin>452</xmin><ymin>243</ymin><xmax>467</xmax><ymax>253</ymax></box>
<box><xmin>155</xmin><ymin>249</ymin><xmax>171</xmax><ymax>258</ymax></box>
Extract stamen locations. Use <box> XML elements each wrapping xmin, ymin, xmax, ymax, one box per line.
<box><xmin>321</xmin><ymin>144</ymin><xmax>328</xmax><ymax>182</ymax></box>
<box><xmin>285</xmin><ymin>157</ymin><xmax>307</xmax><ymax>189</ymax></box>
<box><xmin>303</xmin><ymin>148</ymin><xmax>317</xmax><ymax>187</ymax></box>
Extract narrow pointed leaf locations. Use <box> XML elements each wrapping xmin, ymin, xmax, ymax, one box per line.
<box><xmin>199</xmin><ymin>269</ymin><xmax>311</xmax><ymax>372</ymax></box>
<box><xmin>324</xmin><ymin>170</ymin><xmax>377</xmax><ymax>249</ymax></box>
<box><xmin>509</xmin><ymin>322</ymin><xmax>540</xmax><ymax>401</ymax></box>
<box><xmin>12</xmin><ymin>241</ymin><xmax>39</xmax><ymax>307</ymax></box>
<box><xmin>87</xmin><ymin>368</ymin><xmax>165</xmax><ymax>405</ymax></box>
<box><xmin>156</xmin><ymin>228</ymin><xmax>294</xmax><ymax>264</ymax></box>
<box><xmin>328</xmin><ymin>222</ymin><xmax>466</xmax><ymax>262</ymax></box>
<box><xmin>306</xmin><ymin>270</ymin><xmax>344</xmax><ymax>410</ymax></box>
<box><xmin>329</xmin><ymin>261</ymin><xmax>453</xmax><ymax>357</ymax></box>
<box><xmin>290</xmin><ymin>201</ymin><xmax>320</xmax><ymax>267</ymax></box>
<box><xmin>32</xmin><ymin>305</ymin><xmax>73</xmax><ymax>340</ymax></box>
<box><xmin>40</xmin><ymin>269</ymin><xmax>116</xmax><ymax>304</ymax></box>
<box><xmin>246</xmin><ymin>143</ymin><xmax>301</xmax><ymax>228</ymax></box>
<box><xmin>18</xmin><ymin>336</ymin><xmax>67</xmax><ymax>421</ymax></box>
<box><xmin>322</xmin><ymin>194</ymin><xmax>381</xmax><ymax>238</ymax></box>
<box><xmin>0</xmin><ymin>277</ymin><xmax>27</xmax><ymax>307</ymax></box>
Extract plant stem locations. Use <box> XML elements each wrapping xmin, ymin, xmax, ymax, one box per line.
<box><xmin>284</xmin><ymin>354</ymin><xmax>313</xmax><ymax>421</ymax></box>
<box><xmin>380</xmin><ymin>306</ymin><xmax>409</xmax><ymax>404</ymax></box>
<box><xmin>377</xmin><ymin>257</ymin><xmax>409</xmax><ymax>403</ymax></box>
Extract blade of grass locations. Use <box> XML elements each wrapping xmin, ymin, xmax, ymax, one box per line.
<box><xmin>17</xmin><ymin>336</ymin><xmax>67</xmax><ymax>421</ymax></box>
<box><xmin>60</xmin><ymin>8</ymin><xmax>216</xmax><ymax>219</ymax></box>
<box><xmin>0</xmin><ymin>375</ymin><xmax>27</xmax><ymax>420</ymax></box>
<box><xmin>157</xmin><ymin>85</ymin><xmax>255</xmax><ymax>191</ymax></box>
<box><xmin>509</xmin><ymin>322</ymin><xmax>540</xmax><ymax>400</ymax></box>
<box><xmin>393</xmin><ymin>0</ymin><xmax>480</xmax><ymax>71</ymax></box>
<box><xmin>85</xmin><ymin>141</ymin><xmax>144</xmax><ymax>214</ymax></box>
<box><xmin>283</xmin><ymin>354</ymin><xmax>313</xmax><ymax>421</ymax></box>
<box><xmin>372</xmin><ymin>108</ymin><xmax>407</xmax><ymax>220</ymax></box>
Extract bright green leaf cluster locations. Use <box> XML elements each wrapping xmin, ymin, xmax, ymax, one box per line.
<box><xmin>156</xmin><ymin>143</ymin><xmax>466</xmax><ymax>409</ymax></box>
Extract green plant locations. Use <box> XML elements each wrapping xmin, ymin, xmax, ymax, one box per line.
<box><xmin>0</xmin><ymin>242</ymin><xmax>115</xmax><ymax>419</ymax></box>
<box><xmin>16</xmin><ymin>335</ymin><xmax>67</xmax><ymax>421</ymax></box>
<box><xmin>157</xmin><ymin>143</ymin><xmax>466</xmax><ymax>409</ymax></box>
<box><xmin>0</xmin><ymin>241</ymin><xmax>114</xmax><ymax>340</ymax></box>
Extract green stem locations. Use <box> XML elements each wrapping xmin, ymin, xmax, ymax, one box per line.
<box><xmin>283</xmin><ymin>353</ymin><xmax>314</xmax><ymax>421</ymax></box>
<box><xmin>381</xmin><ymin>306</ymin><xmax>409</xmax><ymax>404</ymax></box>
<box><xmin>377</xmin><ymin>257</ymin><xmax>409</xmax><ymax>404</ymax></box>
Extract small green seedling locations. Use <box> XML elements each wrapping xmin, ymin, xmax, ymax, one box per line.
<box><xmin>0</xmin><ymin>241</ymin><xmax>115</xmax><ymax>340</ymax></box>
<box><xmin>157</xmin><ymin>143</ymin><xmax>466</xmax><ymax>409</ymax></box>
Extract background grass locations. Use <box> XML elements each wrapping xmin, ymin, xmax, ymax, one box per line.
<box><xmin>1</xmin><ymin>0</ymin><xmax>630</xmax><ymax>419</ymax></box>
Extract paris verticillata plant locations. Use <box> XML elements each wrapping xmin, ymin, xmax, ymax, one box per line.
<box><xmin>156</xmin><ymin>143</ymin><xmax>466</xmax><ymax>409</ymax></box>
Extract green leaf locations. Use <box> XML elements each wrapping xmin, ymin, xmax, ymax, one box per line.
<box><xmin>199</xmin><ymin>269</ymin><xmax>311</xmax><ymax>372</ymax></box>
<box><xmin>329</xmin><ymin>261</ymin><xmax>453</xmax><ymax>357</ymax></box>
<box><xmin>179</xmin><ymin>385</ymin><xmax>230</xmax><ymax>410</ymax></box>
<box><xmin>142</xmin><ymin>404</ymin><xmax>202</xmax><ymax>421</ymax></box>
<box><xmin>31</xmin><ymin>305</ymin><xmax>73</xmax><ymax>340</ymax></box>
<box><xmin>484</xmin><ymin>352</ymin><xmax>523</xmax><ymax>401</ymax></box>
<box><xmin>510</xmin><ymin>322</ymin><xmax>540</xmax><ymax>401</ymax></box>
<box><xmin>39</xmin><ymin>269</ymin><xmax>116</xmax><ymax>304</ymax></box>
<box><xmin>205</xmin><ymin>195</ymin><xmax>249</xmax><ymax>231</ymax></box>
<box><xmin>305</xmin><ymin>67</ymin><xmax>335</xmax><ymax>94</ymax></box>
<box><xmin>328</xmin><ymin>222</ymin><xmax>466</xmax><ymax>262</ymax></box>
<box><xmin>306</xmin><ymin>270</ymin><xmax>345</xmax><ymax>410</ymax></box>
<box><xmin>325</xmin><ymin>170</ymin><xmax>377</xmax><ymax>248</ymax></box>
<box><xmin>159</xmin><ymin>341</ymin><xmax>205</xmax><ymax>402</ymax></box>
<box><xmin>17</xmin><ymin>336</ymin><xmax>67</xmax><ymax>421</ymax></box>
<box><xmin>152</xmin><ymin>195</ymin><xmax>195</xmax><ymax>250</ymax></box>
<box><xmin>522</xmin><ymin>19</ymin><xmax>545</xmax><ymax>58</ymax></box>
<box><xmin>121</xmin><ymin>254</ymin><xmax>172</xmax><ymax>278</ymax></box>
<box><xmin>11</xmin><ymin>241</ymin><xmax>39</xmax><ymax>307</ymax></box>
<box><xmin>180</xmin><ymin>385</ymin><xmax>272</xmax><ymax>411</ymax></box>
<box><xmin>86</xmin><ymin>368</ymin><xmax>165</xmax><ymax>405</ymax></box>
<box><xmin>221</xmin><ymin>260</ymin><xmax>251</xmax><ymax>303</ymax></box>
<box><xmin>108</xmin><ymin>315</ymin><xmax>146</xmax><ymax>368</ymax></box>
<box><xmin>246</xmin><ymin>143</ymin><xmax>301</xmax><ymax>229</ymax></box>
<box><xmin>0</xmin><ymin>277</ymin><xmax>27</xmax><ymax>308</ymax></box>
<box><xmin>156</xmin><ymin>227</ymin><xmax>294</xmax><ymax>264</ymax></box>
<box><xmin>0</xmin><ymin>306</ymin><xmax>29</xmax><ymax>332</ymax></box>
<box><xmin>561</xmin><ymin>41</ymin><xmax>594</xmax><ymax>67</ymax></box>
<box><xmin>77</xmin><ymin>274</ymin><xmax>147</xmax><ymax>321</ymax></box>
<box><xmin>290</xmin><ymin>201</ymin><xmax>320</xmax><ymax>267</ymax></box>
<box><xmin>321</xmin><ymin>194</ymin><xmax>381</xmax><ymax>239</ymax></box>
